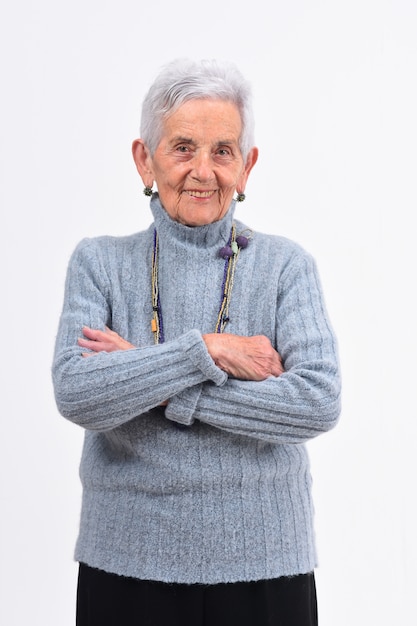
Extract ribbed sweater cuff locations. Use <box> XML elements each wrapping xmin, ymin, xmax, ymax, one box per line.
<box><xmin>166</xmin><ymin>330</ymin><xmax>227</xmax><ymax>426</ymax></box>
<box><xmin>178</xmin><ymin>329</ymin><xmax>227</xmax><ymax>387</ymax></box>
<box><xmin>165</xmin><ymin>384</ymin><xmax>202</xmax><ymax>426</ymax></box>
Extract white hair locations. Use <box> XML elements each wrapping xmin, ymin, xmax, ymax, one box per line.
<box><xmin>140</xmin><ymin>59</ymin><xmax>255</xmax><ymax>159</ymax></box>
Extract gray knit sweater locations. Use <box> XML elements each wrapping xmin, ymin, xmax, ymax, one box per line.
<box><xmin>52</xmin><ymin>194</ymin><xmax>341</xmax><ymax>584</ymax></box>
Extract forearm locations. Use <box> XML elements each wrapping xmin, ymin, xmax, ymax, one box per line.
<box><xmin>53</xmin><ymin>329</ymin><xmax>226</xmax><ymax>431</ymax></box>
<box><xmin>166</xmin><ymin>358</ymin><xmax>341</xmax><ymax>443</ymax></box>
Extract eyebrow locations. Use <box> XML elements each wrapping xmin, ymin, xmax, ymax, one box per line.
<box><xmin>170</xmin><ymin>136</ymin><xmax>237</xmax><ymax>147</ymax></box>
<box><xmin>170</xmin><ymin>136</ymin><xmax>195</xmax><ymax>146</ymax></box>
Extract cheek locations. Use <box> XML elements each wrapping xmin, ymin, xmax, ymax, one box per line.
<box><xmin>223</xmin><ymin>165</ymin><xmax>245</xmax><ymax>187</ymax></box>
<box><xmin>158</xmin><ymin>169</ymin><xmax>185</xmax><ymax>192</ymax></box>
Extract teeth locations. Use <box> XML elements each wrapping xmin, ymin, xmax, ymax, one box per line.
<box><xmin>186</xmin><ymin>190</ymin><xmax>214</xmax><ymax>198</ymax></box>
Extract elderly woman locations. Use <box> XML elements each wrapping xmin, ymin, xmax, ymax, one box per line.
<box><xmin>52</xmin><ymin>59</ymin><xmax>341</xmax><ymax>626</ymax></box>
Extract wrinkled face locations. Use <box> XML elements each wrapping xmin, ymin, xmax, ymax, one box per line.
<box><xmin>141</xmin><ymin>99</ymin><xmax>257</xmax><ymax>226</ymax></box>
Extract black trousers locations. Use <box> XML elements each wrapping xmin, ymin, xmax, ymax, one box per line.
<box><xmin>76</xmin><ymin>563</ymin><xmax>318</xmax><ymax>626</ymax></box>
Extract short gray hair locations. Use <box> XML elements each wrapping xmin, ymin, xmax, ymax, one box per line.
<box><xmin>140</xmin><ymin>59</ymin><xmax>255</xmax><ymax>159</ymax></box>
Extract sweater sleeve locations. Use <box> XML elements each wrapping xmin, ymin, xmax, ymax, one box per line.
<box><xmin>52</xmin><ymin>239</ymin><xmax>226</xmax><ymax>432</ymax></box>
<box><xmin>165</xmin><ymin>251</ymin><xmax>341</xmax><ymax>443</ymax></box>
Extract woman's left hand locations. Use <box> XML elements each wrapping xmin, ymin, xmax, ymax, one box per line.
<box><xmin>78</xmin><ymin>326</ymin><xmax>135</xmax><ymax>357</ymax></box>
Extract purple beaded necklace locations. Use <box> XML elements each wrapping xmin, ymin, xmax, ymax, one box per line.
<box><xmin>150</xmin><ymin>224</ymin><xmax>250</xmax><ymax>344</ymax></box>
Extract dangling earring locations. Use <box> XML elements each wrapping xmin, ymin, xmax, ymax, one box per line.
<box><xmin>143</xmin><ymin>186</ymin><xmax>153</xmax><ymax>197</ymax></box>
<box><xmin>236</xmin><ymin>192</ymin><xmax>246</xmax><ymax>202</ymax></box>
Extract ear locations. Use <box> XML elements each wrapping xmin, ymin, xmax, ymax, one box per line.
<box><xmin>132</xmin><ymin>139</ymin><xmax>154</xmax><ymax>188</ymax></box>
<box><xmin>237</xmin><ymin>147</ymin><xmax>258</xmax><ymax>194</ymax></box>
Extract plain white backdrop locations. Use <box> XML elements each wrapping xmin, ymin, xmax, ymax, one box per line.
<box><xmin>1</xmin><ymin>1</ymin><xmax>416</xmax><ymax>624</ymax></box>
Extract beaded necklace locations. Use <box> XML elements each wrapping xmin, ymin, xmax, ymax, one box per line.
<box><xmin>151</xmin><ymin>223</ymin><xmax>250</xmax><ymax>344</ymax></box>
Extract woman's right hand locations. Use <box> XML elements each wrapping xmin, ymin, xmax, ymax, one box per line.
<box><xmin>77</xmin><ymin>326</ymin><xmax>136</xmax><ymax>356</ymax></box>
<box><xmin>203</xmin><ymin>333</ymin><xmax>284</xmax><ymax>381</ymax></box>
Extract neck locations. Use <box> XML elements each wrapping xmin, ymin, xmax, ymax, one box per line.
<box><xmin>150</xmin><ymin>193</ymin><xmax>236</xmax><ymax>249</ymax></box>
<box><xmin>149</xmin><ymin>194</ymin><xmax>247</xmax><ymax>344</ymax></box>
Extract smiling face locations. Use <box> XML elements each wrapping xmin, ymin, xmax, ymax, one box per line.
<box><xmin>133</xmin><ymin>99</ymin><xmax>258</xmax><ymax>226</ymax></box>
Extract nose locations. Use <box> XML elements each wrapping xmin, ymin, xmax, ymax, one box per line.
<box><xmin>191</xmin><ymin>150</ymin><xmax>214</xmax><ymax>182</ymax></box>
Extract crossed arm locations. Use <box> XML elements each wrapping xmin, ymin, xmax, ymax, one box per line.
<box><xmin>78</xmin><ymin>326</ymin><xmax>284</xmax><ymax>381</ymax></box>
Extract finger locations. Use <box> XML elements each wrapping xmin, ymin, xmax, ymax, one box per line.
<box><xmin>78</xmin><ymin>338</ymin><xmax>110</xmax><ymax>352</ymax></box>
<box><xmin>78</xmin><ymin>337</ymin><xmax>96</xmax><ymax>348</ymax></box>
<box><xmin>81</xmin><ymin>326</ymin><xmax>108</xmax><ymax>341</ymax></box>
<box><xmin>271</xmin><ymin>362</ymin><xmax>285</xmax><ymax>377</ymax></box>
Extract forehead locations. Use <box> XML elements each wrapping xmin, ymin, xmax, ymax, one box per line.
<box><xmin>162</xmin><ymin>99</ymin><xmax>242</xmax><ymax>143</ymax></box>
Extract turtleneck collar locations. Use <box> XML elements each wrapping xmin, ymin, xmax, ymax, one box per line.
<box><xmin>150</xmin><ymin>193</ymin><xmax>236</xmax><ymax>250</ymax></box>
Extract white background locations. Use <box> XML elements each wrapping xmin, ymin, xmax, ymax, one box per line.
<box><xmin>1</xmin><ymin>1</ymin><xmax>416</xmax><ymax>624</ymax></box>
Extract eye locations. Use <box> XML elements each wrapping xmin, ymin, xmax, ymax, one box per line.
<box><xmin>216</xmin><ymin>147</ymin><xmax>232</xmax><ymax>157</ymax></box>
<box><xmin>176</xmin><ymin>145</ymin><xmax>189</xmax><ymax>153</ymax></box>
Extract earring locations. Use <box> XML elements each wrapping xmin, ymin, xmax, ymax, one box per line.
<box><xmin>236</xmin><ymin>192</ymin><xmax>246</xmax><ymax>202</ymax></box>
<box><xmin>143</xmin><ymin>186</ymin><xmax>153</xmax><ymax>197</ymax></box>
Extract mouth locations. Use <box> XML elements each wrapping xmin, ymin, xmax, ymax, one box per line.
<box><xmin>184</xmin><ymin>190</ymin><xmax>217</xmax><ymax>199</ymax></box>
